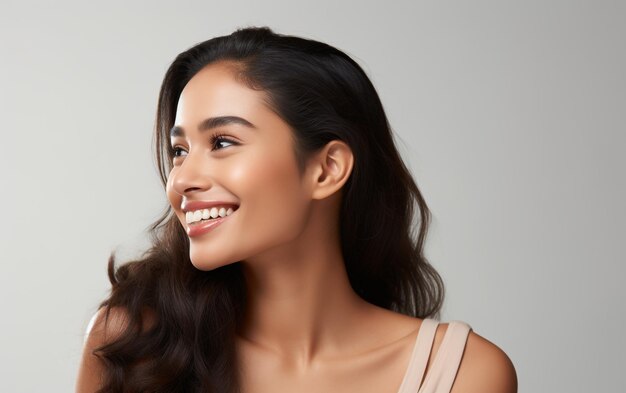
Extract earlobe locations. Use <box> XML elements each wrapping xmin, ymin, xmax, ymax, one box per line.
<box><xmin>310</xmin><ymin>140</ymin><xmax>354</xmax><ymax>201</ymax></box>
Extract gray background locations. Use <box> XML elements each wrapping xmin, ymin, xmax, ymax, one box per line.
<box><xmin>1</xmin><ymin>0</ymin><xmax>624</xmax><ymax>391</ymax></box>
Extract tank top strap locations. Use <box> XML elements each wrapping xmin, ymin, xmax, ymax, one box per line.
<box><xmin>418</xmin><ymin>320</ymin><xmax>473</xmax><ymax>393</ymax></box>
<box><xmin>396</xmin><ymin>318</ymin><xmax>440</xmax><ymax>393</ymax></box>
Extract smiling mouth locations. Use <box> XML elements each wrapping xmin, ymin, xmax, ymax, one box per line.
<box><xmin>183</xmin><ymin>206</ymin><xmax>239</xmax><ymax>226</ymax></box>
<box><xmin>184</xmin><ymin>208</ymin><xmax>238</xmax><ymax>237</ymax></box>
<box><xmin>189</xmin><ymin>215</ymin><xmax>225</xmax><ymax>224</ymax></box>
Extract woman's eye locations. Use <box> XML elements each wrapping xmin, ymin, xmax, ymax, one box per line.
<box><xmin>170</xmin><ymin>134</ymin><xmax>237</xmax><ymax>159</ymax></box>
<box><xmin>210</xmin><ymin>134</ymin><xmax>237</xmax><ymax>150</ymax></box>
<box><xmin>172</xmin><ymin>147</ymin><xmax>186</xmax><ymax>157</ymax></box>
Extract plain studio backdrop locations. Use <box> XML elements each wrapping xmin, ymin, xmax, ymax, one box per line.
<box><xmin>1</xmin><ymin>1</ymin><xmax>624</xmax><ymax>391</ymax></box>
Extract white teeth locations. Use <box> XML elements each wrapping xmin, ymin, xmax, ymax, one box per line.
<box><xmin>185</xmin><ymin>206</ymin><xmax>237</xmax><ymax>224</ymax></box>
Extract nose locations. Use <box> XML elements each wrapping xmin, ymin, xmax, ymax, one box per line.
<box><xmin>169</xmin><ymin>149</ymin><xmax>214</xmax><ymax>196</ymax></box>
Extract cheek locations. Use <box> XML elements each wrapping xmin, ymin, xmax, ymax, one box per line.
<box><xmin>232</xmin><ymin>147</ymin><xmax>308</xmax><ymax>243</ymax></box>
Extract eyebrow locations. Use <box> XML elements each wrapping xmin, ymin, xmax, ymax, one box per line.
<box><xmin>169</xmin><ymin>115</ymin><xmax>257</xmax><ymax>138</ymax></box>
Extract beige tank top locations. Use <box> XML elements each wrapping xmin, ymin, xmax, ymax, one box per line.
<box><xmin>396</xmin><ymin>318</ymin><xmax>472</xmax><ymax>393</ymax></box>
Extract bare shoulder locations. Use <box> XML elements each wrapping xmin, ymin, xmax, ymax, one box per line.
<box><xmin>75</xmin><ymin>306</ymin><xmax>129</xmax><ymax>392</ymax></box>
<box><xmin>439</xmin><ymin>323</ymin><xmax>518</xmax><ymax>393</ymax></box>
<box><xmin>86</xmin><ymin>306</ymin><xmax>132</xmax><ymax>342</ymax></box>
<box><xmin>76</xmin><ymin>306</ymin><xmax>156</xmax><ymax>392</ymax></box>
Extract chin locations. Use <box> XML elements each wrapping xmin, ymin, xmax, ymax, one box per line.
<box><xmin>189</xmin><ymin>257</ymin><xmax>221</xmax><ymax>272</ymax></box>
<box><xmin>188</xmin><ymin>250</ymin><xmax>238</xmax><ymax>272</ymax></box>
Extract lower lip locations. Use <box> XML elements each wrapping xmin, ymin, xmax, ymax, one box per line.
<box><xmin>186</xmin><ymin>211</ymin><xmax>235</xmax><ymax>237</ymax></box>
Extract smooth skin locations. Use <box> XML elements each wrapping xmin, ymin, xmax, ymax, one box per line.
<box><xmin>76</xmin><ymin>62</ymin><xmax>517</xmax><ymax>392</ymax></box>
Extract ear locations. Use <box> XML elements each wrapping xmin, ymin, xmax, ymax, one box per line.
<box><xmin>309</xmin><ymin>140</ymin><xmax>354</xmax><ymax>201</ymax></box>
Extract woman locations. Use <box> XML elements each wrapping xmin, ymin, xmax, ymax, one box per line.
<box><xmin>76</xmin><ymin>26</ymin><xmax>517</xmax><ymax>393</ymax></box>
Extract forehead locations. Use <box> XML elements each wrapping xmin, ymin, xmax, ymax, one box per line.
<box><xmin>174</xmin><ymin>62</ymin><xmax>267</xmax><ymax>126</ymax></box>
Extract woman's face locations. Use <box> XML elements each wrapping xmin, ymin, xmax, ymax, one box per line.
<box><xmin>166</xmin><ymin>62</ymin><xmax>314</xmax><ymax>271</ymax></box>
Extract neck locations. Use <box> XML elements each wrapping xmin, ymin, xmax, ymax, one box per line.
<box><xmin>237</xmin><ymin>218</ymin><xmax>370</xmax><ymax>367</ymax></box>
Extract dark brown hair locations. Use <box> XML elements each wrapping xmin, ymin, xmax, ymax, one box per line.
<box><xmin>92</xmin><ymin>25</ymin><xmax>444</xmax><ymax>393</ymax></box>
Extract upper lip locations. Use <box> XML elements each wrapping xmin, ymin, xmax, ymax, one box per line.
<box><xmin>181</xmin><ymin>200</ymin><xmax>240</xmax><ymax>213</ymax></box>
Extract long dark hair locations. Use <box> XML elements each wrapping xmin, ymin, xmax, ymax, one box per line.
<box><xmin>92</xmin><ymin>25</ymin><xmax>444</xmax><ymax>393</ymax></box>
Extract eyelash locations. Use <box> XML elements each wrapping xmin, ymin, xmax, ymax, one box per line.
<box><xmin>171</xmin><ymin>132</ymin><xmax>237</xmax><ymax>157</ymax></box>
